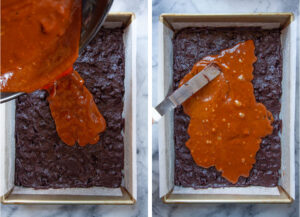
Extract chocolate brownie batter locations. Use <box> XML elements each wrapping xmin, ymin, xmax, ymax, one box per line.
<box><xmin>173</xmin><ymin>28</ymin><xmax>282</xmax><ymax>188</ymax></box>
<box><xmin>15</xmin><ymin>28</ymin><xmax>125</xmax><ymax>188</ymax></box>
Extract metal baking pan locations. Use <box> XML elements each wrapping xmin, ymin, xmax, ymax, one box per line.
<box><xmin>158</xmin><ymin>13</ymin><xmax>296</xmax><ymax>204</ymax></box>
<box><xmin>0</xmin><ymin>12</ymin><xmax>137</xmax><ymax>205</ymax></box>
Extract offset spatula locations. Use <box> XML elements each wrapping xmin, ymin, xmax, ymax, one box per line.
<box><xmin>152</xmin><ymin>64</ymin><xmax>221</xmax><ymax>123</ymax></box>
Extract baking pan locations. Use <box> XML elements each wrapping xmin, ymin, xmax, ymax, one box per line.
<box><xmin>0</xmin><ymin>12</ymin><xmax>137</xmax><ymax>205</ymax></box>
<box><xmin>158</xmin><ymin>13</ymin><xmax>296</xmax><ymax>204</ymax></box>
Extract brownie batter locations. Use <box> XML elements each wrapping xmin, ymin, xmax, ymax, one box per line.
<box><xmin>173</xmin><ymin>28</ymin><xmax>282</xmax><ymax>188</ymax></box>
<box><xmin>15</xmin><ymin>28</ymin><xmax>125</xmax><ymax>188</ymax></box>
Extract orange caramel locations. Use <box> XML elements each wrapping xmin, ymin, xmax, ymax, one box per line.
<box><xmin>1</xmin><ymin>0</ymin><xmax>106</xmax><ymax>146</ymax></box>
<box><xmin>47</xmin><ymin>70</ymin><xmax>106</xmax><ymax>146</ymax></box>
<box><xmin>1</xmin><ymin>0</ymin><xmax>81</xmax><ymax>92</ymax></box>
<box><xmin>180</xmin><ymin>40</ymin><xmax>274</xmax><ymax>183</ymax></box>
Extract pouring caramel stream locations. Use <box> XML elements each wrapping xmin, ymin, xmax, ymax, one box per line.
<box><xmin>1</xmin><ymin>0</ymin><xmax>106</xmax><ymax>146</ymax></box>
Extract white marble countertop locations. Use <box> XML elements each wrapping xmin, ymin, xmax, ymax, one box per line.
<box><xmin>0</xmin><ymin>0</ymin><xmax>299</xmax><ymax>216</ymax></box>
<box><xmin>152</xmin><ymin>0</ymin><xmax>299</xmax><ymax>217</ymax></box>
<box><xmin>0</xmin><ymin>0</ymin><xmax>148</xmax><ymax>217</ymax></box>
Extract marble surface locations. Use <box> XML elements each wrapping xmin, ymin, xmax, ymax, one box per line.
<box><xmin>152</xmin><ymin>0</ymin><xmax>299</xmax><ymax>216</ymax></box>
<box><xmin>0</xmin><ymin>0</ymin><xmax>148</xmax><ymax>217</ymax></box>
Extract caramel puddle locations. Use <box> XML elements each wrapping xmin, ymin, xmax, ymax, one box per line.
<box><xmin>180</xmin><ymin>40</ymin><xmax>273</xmax><ymax>183</ymax></box>
<box><xmin>47</xmin><ymin>70</ymin><xmax>106</xmax><ymax>146</ymax></box>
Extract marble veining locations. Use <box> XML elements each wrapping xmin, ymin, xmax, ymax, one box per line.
<box><xmin>152</xmin><ymin>0</ymin><xmax>299</xmax><ymax>217</ymax></box>
<box><xmin>0</xmin><ymin>0</ymin><xmax>148</xmax><ymax>216</ymax></box>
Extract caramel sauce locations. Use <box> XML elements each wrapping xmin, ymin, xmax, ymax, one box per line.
<box><xmin>180</xmin><ymin>40</ymin><xmax>274</xmax><ymax>183</ymax></box>
<box><xmin>1</xmin><ymin>0</ymin><xmax>81</xmax><ymax>92</ymax></box>
<box><xmin>1</xmin><ymin>0</ymin><xmax>107</xmax><ymax>146</ymax></box>
<box><xmin>47</xmin><ymin>70</ymin><xmax>106</xmax><ymax>146</ymax></box>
